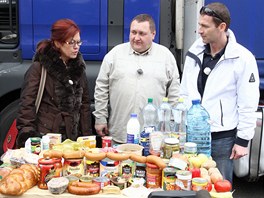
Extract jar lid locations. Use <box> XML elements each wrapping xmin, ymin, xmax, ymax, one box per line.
<box><xmin>38</xmin><ymin>158</ymin><xmax>55</xmax><ymax>164</ymax></box>
<box><xmin>184</xmin><ymin>142</ymin><xmax>197</xmax><ymax>148</ymax></box>
<box><xmin>31</xmin><ymin>137</ymin><xmax>41</xmax><ymax>142</ymax></box>
<box><xmin>164</xmin><ymin>138</ymin><xmax>179</xmax><ymax>145</ymax></box>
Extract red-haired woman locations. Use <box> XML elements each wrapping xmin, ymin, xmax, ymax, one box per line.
<box><xmin>16</xmin><ymin>19</ymin><xmax>92</xmax><ymax>148</ymax></box>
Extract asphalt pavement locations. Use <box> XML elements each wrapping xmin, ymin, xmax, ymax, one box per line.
<box><xmin>232</xmin><ymin>175</ymin><xmax>264</xmax><ymax>198</ymax></box>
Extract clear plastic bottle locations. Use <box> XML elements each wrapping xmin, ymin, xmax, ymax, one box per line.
<box><xmin>41</xmin><ymin>135</ymin><xmax>50</xmax><ymax>151</ymax></box>
<box><xmin>187</xmin><ymin>99</ymin><xmax>211</xmax><ymax>156</ymax></box>
<box><xmin>157</xmin><ymin>97</ymin><xmax>172</xmax><ymax>133</ymax></box>
<box><xmin>140</xmin><ymin>98</ymin><xmax>158</xmax><ymax>156</ymax></box>
<box><xmin>127</xmin><ymin>113</ymin><xmax>140</xmax><ymax>144</ymax></box>
<box><xmin>172</xmin><ymin>98</ymin><xmax>187</xmax><ymax>153</ymax></box>
<box><xmin>142</xmin><ymin>98</ymin><xmax>158</xmax><ymax>132</ymax></box>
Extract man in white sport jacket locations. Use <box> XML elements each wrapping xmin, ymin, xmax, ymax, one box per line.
<box><xmin>180</xmin><ymin>2</ymin><xmax>259</xmax><ymax>183</ymax></box>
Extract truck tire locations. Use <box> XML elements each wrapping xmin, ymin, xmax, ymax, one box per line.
<box><xmin>0</xmin><ymin>99</ymin><xmax>20</xmax><ymax>157</ymax></box>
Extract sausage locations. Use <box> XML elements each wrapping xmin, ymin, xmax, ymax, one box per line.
<box><xmin>85</xmin><ymin>152</ymin><xmax>106</xmax><ymax>161</ymax></box>
<box><xmin>129</xmin><ymin>153</ymin><xmax>147</xmax><ymax>163</ymax></box>
<box><xmin>43</xmin><ymin>150</ymin><xmax>63</xmax><ymax>159</ymax></box>
<box><xmin>106</xmin><ymin>152</ymin><xmax>130</xmax><ymax>161</ymax></box>
<box><xmin>146</xmin><ymin>155</ymin><xmax>166</xmax><ymax>169</ymax></box>
<box><xmin>63</xmin><ymin>150</ymin><xmax>85</xmax><ymax>159</ymax></box>
<box><xmin>68</xmin><ymin>181</ymin><xmax>100</xmax><ymax>195</ymax></box>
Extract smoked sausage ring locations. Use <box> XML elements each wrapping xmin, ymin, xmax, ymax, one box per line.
<box><xmin>68</xmin><ymin>181</ymin><xmax>100</xmax><ymax>195</ymax></box>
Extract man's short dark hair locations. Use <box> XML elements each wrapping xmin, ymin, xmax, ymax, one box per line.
<box><xmin>131</xmin><ymin>14</ymin><xmax>156</xmax><ymax>32</ymax></box>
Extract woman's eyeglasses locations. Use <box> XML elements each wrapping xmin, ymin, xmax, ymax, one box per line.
<box><xmin>200</xmin><ymin>6</ymin><xmax>225</xmax><ymax>23</ymax></box>
<box><xmin>65</xmin><ymin>39</ymin><xmax>82</xmax><ymax>47</ymax></box>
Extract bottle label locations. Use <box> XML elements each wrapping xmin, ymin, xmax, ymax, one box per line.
<box><xmin>127</xmin><ymin>134</ymin><xmax>135</xmax><ymax>143</ymax></box>
<box><xmin>127</xmin><ymin>134</ymin><xmax>139</xmax><ymax>144</ymax></box>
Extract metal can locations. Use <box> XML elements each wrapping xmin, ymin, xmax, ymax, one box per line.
<box><xmin>146</xmin><ymin>162</ymin><xmax>162</xmax><ymax>188</ymax></box>
<box><xmin>92</xmin><ymin>177</ymin><xmax>110</xmax><ymax>189</ymax></box>
<box><xmin>163</xmin><ymin>138</ymin><xmax>179</xmax><ymax>159</ymax></box>
<box><xmin>102</xmin><ymin>136</ymin><xmax>112</xmax><ymax>148</ymax></box>
<box><xmin>162</xmin><ymin>166</ymin><xmax>177</xmax><ymax>190</ymax></box>
<box><xmin>63</xmin><ymin>158</ymin><xmax>84</xmax><ymax>177</ymax></box>
<box><xmin>85</xmin><ymin>159</ymin><xmax>100</xmax><ymax>177</ymax></box>
<box><xmin>31</xmin><ymin>137</ymin><xmax>41</xmax><ymax>154</ymax></box>
<box><xmin>38</xmin><ymin>158</ymin><xmax>62</xmax><ymax>189</ymax></box>
<box><xmin>175</xmin><ymin>170</ymin><xmax>192</xmax><ymax>191</ymax></box>
<box><xmin>192</xmin><ymin>177</ymin><xmax>208</xmax><ymax>191</ymax></box>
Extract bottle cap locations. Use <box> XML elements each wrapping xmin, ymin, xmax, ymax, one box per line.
<box><xmin>178</xmin><ymin>98</ymin><xmax>184</xmax><ymax>103</ymax></box>
<box><xmin>192</xmin><ymin>99</ymin><xmax>200</xmax><ymax>104</ymax></box>
<box><xmin>162</xmin><ymin>97</ymin><xmax>168</xmax><ymax>102</ymax></box>
<box><xmin>130</xmin><ymin>113</ymin><xmax>137</xmax><ymax>118</ymax></box>
<box><xmin>164</xmin><ymin>137</ymin><xmax>179</xmax><ymax>145</ymax></box>
<box><xmin>148</xmin><ymin>98</ymin><xmax>153</xmax><ymax>103</ymax></box>
<box><xmin>30</xmin><ymin>137</ymin><xmax>41</xmax><ymax>143</ymax></box>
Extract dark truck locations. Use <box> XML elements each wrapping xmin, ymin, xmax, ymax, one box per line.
<box><xmin>0</xmin><ymin>0</ymin><xmax>263</xmax><ymax>181</ymax></box>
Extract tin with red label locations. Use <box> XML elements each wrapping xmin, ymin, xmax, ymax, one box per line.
<box><xmin>102</xmin><ymin>136</ymin><xmax>112</xmax><ymax>148</ymax></box>
<box><xmin>38</xmin><ymin>158</ymin><xmax>62</xmax><ymax>189</ymax></box>
<box><xmin>86</xmin><ymin>159</ymin><xmax>100</xmax><ymax>177</ymax></box>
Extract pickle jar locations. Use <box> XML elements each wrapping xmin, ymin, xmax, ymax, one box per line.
<box><xmin>163</xmin><ymin>138</ymin><xmax>179</xmax><ymax>159</ymax></box>
<box><xmin>31</xmin><ymin>137</ymin><xmax>41</xmax><ymax>154</ymax></box>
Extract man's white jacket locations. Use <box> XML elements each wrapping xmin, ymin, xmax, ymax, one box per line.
<box><xmin>180</xmin><ymin>30</ymin><xmax>259</xmax><ymax>146</ymax></box>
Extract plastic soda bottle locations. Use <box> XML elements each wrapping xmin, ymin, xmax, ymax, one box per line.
<box><xmin>187</xmin><ymin>99</ymin><xmax>211</xmax><ymax>156</ymax></box>
<box><xmin>127</xmin><ymin>113</ymin><xmax>140</xmax><ymax>144</ymax></box>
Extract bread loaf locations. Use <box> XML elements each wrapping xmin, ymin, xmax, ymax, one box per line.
<box><xmin>0</xmin><ymin>164</ymin><xmax>39</xmax><ymax>196</ymax></box>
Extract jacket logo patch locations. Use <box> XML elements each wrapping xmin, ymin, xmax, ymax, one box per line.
<box><xmin>249</xmin><ymin>73</ymin><xmax>255</xmax><ymax>82</ymax></box>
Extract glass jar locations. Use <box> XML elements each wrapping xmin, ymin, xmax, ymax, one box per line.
<box><xmin>184</xmin><ymin>142</ymin><xmax>197</xmax><ymax>157</ymax></box>
<box><xmin>146</xmin><ymin>162</ymin><xmax>161</xmax><ymax>188</ymax></box>
<box><xmin>163</xmin><ymin>138</ymin><xmax>179</xmax><ymax>159</ymax></box>
<box><xmin>31</xmin><ymin>137</ymin><xmax>41</xmax><ymax>154</ymax></box>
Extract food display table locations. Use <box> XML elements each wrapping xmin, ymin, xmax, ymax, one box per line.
<box><xmin>0</xmin><ymin>186</ymin><xmax>128</xmax><ymax>198</ymax></box>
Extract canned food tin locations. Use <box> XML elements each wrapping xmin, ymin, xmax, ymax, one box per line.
<box><xmin>63</xmin><ymin>158</ymin><xmax>84</xmax><ymax>177</ymax></box>
<box><xmin>162</xmin><ymin>167</ymin><xmax>177</xmax><ymax>190</ymax></box>
<box><xmin>92</xmin><ymin>177</ymin><xmax>110</xmax><ymax>189</ymax></box>
<box><xmin>192</xmin><ymin>177</ymin><xmax>208</xmax><ymax>191</ymax></box>
<box><xmin>175</xmin><ymin>170</ymin><xmax>192</xmax><ymax>191</ymax></box>
<box><xmin>85</xmin><ymin>159</ymin><xmax>100</xmax><ymax>177</ymax></box>
<box><xmin>38</xmin><ymin>158</ymin><xmax>62</xmax><ymax>189</ymax></box>
<box><xmin>146</xmin><ymin>162</ymin><xmax>162</xmax><ymax>188</ymax></box>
